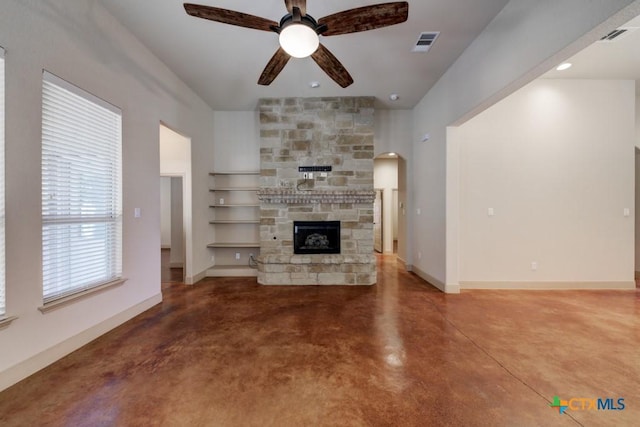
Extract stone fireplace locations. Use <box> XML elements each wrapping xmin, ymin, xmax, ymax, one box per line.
<box><xmin>257</xmin><ymin>97</ymin><xmax>376</xmax><ymax>285</ymax></box>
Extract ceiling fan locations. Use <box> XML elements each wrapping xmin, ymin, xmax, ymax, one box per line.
<box><xmin>184</xmin><ymin>1</ymin><xmax>409</xmax><ymax>88</ymax></box>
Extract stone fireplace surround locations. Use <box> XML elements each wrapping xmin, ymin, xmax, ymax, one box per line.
<box><xmin>257</xmin><ymin>97</ymin><xmax>376</xmax><ymax>286</ymax></box>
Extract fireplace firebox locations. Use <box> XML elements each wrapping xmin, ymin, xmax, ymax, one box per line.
<box><xmin>293</xmin><ymin>221</ymin><xmax>341</xmax><ymax>255</ymax></box>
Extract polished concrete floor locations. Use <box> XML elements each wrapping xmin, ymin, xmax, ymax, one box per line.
<box><xmin>1</xmin><ymin>254</ymin><xmax>639</xmax><ymax>426</ymax></box>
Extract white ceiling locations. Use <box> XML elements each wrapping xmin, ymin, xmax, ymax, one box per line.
<box><xmin>98</xmin><ymin>0</ymin><xmax>510</xmax><ymax>110</ymax></box>
<box><xmin>542</xmin><ymin>14</ymin><xmax>640</xmax><ymax>94</ymax></box>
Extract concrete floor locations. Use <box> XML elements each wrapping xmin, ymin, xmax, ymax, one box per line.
<box><xmin>0</xmin><ymin>255</ymin><xmax>638</xmax><ymax>426</ymax></box>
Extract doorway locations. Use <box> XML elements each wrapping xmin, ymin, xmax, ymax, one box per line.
<box><xmin>373</xmin><ymin>154</ymin><xmax>401</xmax><ymax>255</ymax></box>
<box><xmin>159</xmin><ymin>124</ymin><xmax>193</xmax><ymax>283</ymax></box>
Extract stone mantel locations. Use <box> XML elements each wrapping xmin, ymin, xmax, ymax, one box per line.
<box><xmin>257</xmin><ymin>189</ymin><xmax>375</xmax><ymax>205</ymax></box>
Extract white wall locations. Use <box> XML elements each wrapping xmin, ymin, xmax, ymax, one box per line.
<box><xmin>160</xmin><ymin>177</ymin><xmax>171</xmax><ymax>248</ymax></box>
<box><xmin>397</xmin><ymin>157</ymin><xmax>408</xmax><ymax>264</ymax></box>
<box><xmin>636</xmin><ymin>95</ymin><xmax>640</xmax><ymax>271</ymax></box>
<box><xmin>0</xmin><ymin>0</ymin><xmax>215</xmax><ymax>391</ymax></box>
<box><xmin>374</xmin><ymin>109</ymin><xmax>413</xmax><ymax>158</ymax></box>
<box><xmin>636</xmin><ymin>95</ymin><xmax>640</xmax><ymax>148</ymax></box>
<box><xmin>374</xmin><ymin>158</ymin><xmax>398</xmax><ymax>254</ymax></box>
<box><xmin>411</xmin><ymin>0</ymin><xmax>640</xmax><ymax>292</ymax></box>
<box><xmin>635</xmin><ymin>149</ymin><xmax>640</xmax><ymax>271</ymax></box>
<box><xmin>212</xmin><ymin>111</ymin><xmax>260</xmax><ymax>172</ymax></box>
<box><xmin>458</xmin><ymin>79</ymin><xmax>635</xmax><ymax>288</ymax></box>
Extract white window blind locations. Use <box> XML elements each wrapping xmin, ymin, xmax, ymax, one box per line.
<box><xmin>0</xmin><ymin>48</ymin><xmax>6</xmax><ymax>316</ymax></box>
<box><xmin>41</xmin><ymin>71</ymin><xmax>122</xmax><ymax>304</ymax></box>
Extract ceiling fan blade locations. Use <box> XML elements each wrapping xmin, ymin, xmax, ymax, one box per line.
<box><xmin>184</xmin><ymin>3</ymin><xmax>278</xmax><ymax>32</ymax></box>
<box><xmin>258</xmin><ymin>48</ymin><xmax>291</xmax><ymax>85</ymax></box>
<box><xmin>284</xmin><ymin>0</ymin><xmax>307</xmax><ymax>16</ymax></box>
<box><xmin>311</xmin><ymin>44</ymin><xmax>354</xmax><ymax>88</ymax></box>
<box><xmin>318</xmin><ymin>2</ymin><xmax>409</xmax><ymax>36</ymax></box>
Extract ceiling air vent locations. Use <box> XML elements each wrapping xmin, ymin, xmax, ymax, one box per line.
<box><xmin>412</xmin><ymin>32</ymin><xmax>440</xmax><ymax>53</ymax></box>
<box><xmin>599</xmin><ymin>27</ymin><xmax>638</xmax><ymax>42</ymax></box>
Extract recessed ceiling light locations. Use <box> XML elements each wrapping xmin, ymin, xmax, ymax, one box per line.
<box><xmin>556</xmin><ymin>62</ymin><xmax>572</xmax><ymax>71</ymax></box>
<box><xmin>309</xmin><ymin>81</ymin><xmax>320</xmax><ymax>88</ymax></box>
<box><xmin>389</xmin><ymin>93</ymin><xmax>399</xmax><ymax>101</ymax></box>
<box><xmin>389</xmin><ymin>152</ymin><xmax>397</xmax><ymax>156</ymax></box>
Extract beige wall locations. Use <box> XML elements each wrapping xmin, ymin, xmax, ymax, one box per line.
<box><xmin>457</xmin><ymin>79</ymin><xmax>635</xmax><ymax>288</ymax></box>
<box><xmin>412</xmin><ymin>0</ymin><xmax>640</xmax><ymax>292</ymax></box>
<box><xmin>0</xmin><ymin>0</ymin><xmax>215</xmax><ymax>391</ymax></box>
<box><xmin>636</xmin><ymin>95</ymin><xmax>640</xmax><ymax>148</ymax></box>
<box><xmin>160</xmin><ymin>177</ymin><xmax>171</xmax><ymax>248</ymax></box>
<box><xmin>635</xmin><ymin>149</ymin><xmax>640</xmax><ymax>271</ymax></box>
<box><xmin>636</xmin><ymin>95</ymin><xmax>640</xmax><ymax>271</ymax></box>
<box><xmin>212</xmin><ymin>111</ymin><xmax>260</xmax><ymax>173</ymax></box>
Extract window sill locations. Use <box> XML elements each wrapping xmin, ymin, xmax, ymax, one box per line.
<box><xmin>0</xmin><ymin>315</ymin><xmax>18</xmax><ymax>329</ymax></box>
<box><xmin>38</xmin><ymin>278</ymin><xmax>128</xmax><ymax>314</ymax></box>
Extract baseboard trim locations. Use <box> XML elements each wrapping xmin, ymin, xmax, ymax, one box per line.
<box><xmin>187</xmin><ymin>268</ymin><xmax>208</xmax><ymax>285</ymax></box>
<box><xmin>396</xmin><ymin>257</ymin><xmax>406</xmax><ymax>269</ymax></box>
<box><xmin>460</xmin><ymin>281</ymin><xmax>636</xmax><ymax>290</ymax></box>
<box><xmin>445</xmin><ymin>283</ymin><xmax>461</xmax><ymax>294</ymax></box>
<box><xmin>411</xmin><ymin>266</ymin><xmax>455</xmax><ymax>293</ymax></box>
<box><xmin>0</xmin><ymin>293</ymin><xmax>162</xmax><ymax>392</ymax></box>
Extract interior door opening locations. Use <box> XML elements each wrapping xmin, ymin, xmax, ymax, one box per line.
<box><xmin>159</xmin><ymin>123</ymin><xmax>193</xmax><ymax>283</ymax></box>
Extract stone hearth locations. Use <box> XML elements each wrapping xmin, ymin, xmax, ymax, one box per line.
<box><xmin>257</xmin><ymin>97</ymin><xmax>376</xmax><ymax>285</ymax></box>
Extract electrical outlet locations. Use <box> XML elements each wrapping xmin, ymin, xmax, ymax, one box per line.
<box><xmin>235</xmin><ymin>252</ymin><xmax>241</xmax><ymax>260</ymax></box>
<box><xmin>249</xmin><ymin>253</ymin><xmax>254</xmax><ymax>259</ymax></box>
<box><xmin>210</xmin><ymin>255</ymin><xmax>215</xmax><ymax>262</ymax></box>
<box><xmin>531</xmin><ymin>261</ymin><xmax>538</xmax><ymax>271</ymax></box>
<box><xmin>303</xmin><ymin>172</ymin><xmax>309</xmax><ymax>179</ymax></box>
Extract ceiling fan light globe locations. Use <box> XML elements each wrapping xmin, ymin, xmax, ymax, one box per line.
<box><xmin>279</xmin><ymin>24</ymin><xmax>319</xmax><ymax>58</ymax></box>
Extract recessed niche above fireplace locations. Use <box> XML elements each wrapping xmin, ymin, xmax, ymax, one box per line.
<box><xmin>294</xmin><ymin>221</ymin><xmax>340</xmax><ymax>255</ymax></box>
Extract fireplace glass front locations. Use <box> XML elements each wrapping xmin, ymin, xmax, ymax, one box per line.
<box><xmin>293</xmin><ymin>221</ymin><xmax>341</xmax><ymax>255</ymax></box>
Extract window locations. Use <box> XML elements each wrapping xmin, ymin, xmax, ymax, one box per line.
<box><xmin>41</xmin><ymin>71</ymin><xmax>122</xmax><ymax>304</ymax></box>
<box><xmin>0</xmin><ymin>48</ymin><xmax>5</xmax><ymax>316</ymax></box>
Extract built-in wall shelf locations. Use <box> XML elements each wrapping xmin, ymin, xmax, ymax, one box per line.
<box><xmin>207</xmin><ymin>171</ymin><xmax>260</xmax><ymax>278</ymax></box>
<box><xmin>206</xmin><ymin>265</ymin><xmax>258</xmax><ymax>278</ymax></box>
<box><xmin>210</xmin><ymin>220</ymin><xmax>260</xmax><ymax>224</ymax></box>
<box><xmin>210</xmin><ymin>187</ymin><xmax>260</xmax><ymax>192</ymax></box>
<box><xmin>209</xmin><ymin>172</ymin><xmax>260</xmax><ymax>176</ymax></box>
<box><xmin>207</xmin><ymin>242</ymin><xmax>260</xmax><ymax>248</ymax></box>
<box><xmin>209</xmin><ymin>204</ymin><xmax>260</xmax><ymax>208</ymax></box>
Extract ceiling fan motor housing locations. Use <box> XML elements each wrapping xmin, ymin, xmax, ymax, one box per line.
<box><xmin>272</xmin><ymin>10</ymin><xmax>327</xmax><ymax>35</ymax></box>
